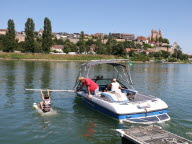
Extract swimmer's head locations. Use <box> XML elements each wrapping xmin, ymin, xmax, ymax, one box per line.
<box><xmin>44</xmin><ymin>94</ymin><xmax>49</xmax><ymax>99</ymax></box>
<box><xmin>112</xmin><ymin>78</ymin><xmax>117</xmax><ymax>82</ymax></box>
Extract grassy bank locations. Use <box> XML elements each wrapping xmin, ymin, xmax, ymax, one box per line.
<box><xmin>0</xmin><ymin>52</ymin><xmax>121</xmax><ymax>61</ymax></box>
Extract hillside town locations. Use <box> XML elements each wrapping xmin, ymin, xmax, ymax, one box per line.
<box><xmin>0</xmin><ymin>28</ymin><xmax>177</xmax><ymax>54</ymax></box>
<box><xmin>0</xmin><ymin>18</ymin><xmax>190</xmax><ymax>62</ymax></box>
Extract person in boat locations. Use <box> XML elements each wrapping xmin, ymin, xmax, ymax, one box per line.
<box><xmin>77</xmin><ymin>77</ymin><xmax>99</xmax><ymax>98</ymax></box>
<box><xmin>39</xmin><ymin>89</ymin><xmax>51</xmax><ymax>112</ymax></box>
<box><xmin>107</xmin><ymin>78</ymin><xmax>124</xmax><ymax>93</ymax></box>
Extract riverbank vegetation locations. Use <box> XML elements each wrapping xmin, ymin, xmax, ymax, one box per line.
<box><xmin>0</xmin><ymin>53</ymin><xmax>119</xmax><ymax>60</ymax></box>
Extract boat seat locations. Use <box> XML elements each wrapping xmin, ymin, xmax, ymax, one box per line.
<box><xmin>101</xmin><ymin>92</ymin><xmax>129</xmax><ymax>103</ymax></box>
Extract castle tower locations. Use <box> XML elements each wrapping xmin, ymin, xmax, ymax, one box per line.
<box><xmin>150</xmin><ymin>29</ymin><xmax>163</xmax><ymax>41</ymax></box>
<box><xmin>158</xmin><ymin>29</ymin><xmax>162</xmax><ymax>38</ymax></box>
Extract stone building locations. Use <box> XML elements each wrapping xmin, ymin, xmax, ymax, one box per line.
<box><xmin>148</xmin><ymin>29</ymin><xmax>162</xmax><ymax>40</ymax></box>
<box><xmin>121</xmin><ymin>34</ymin><xmax>135</xmax><ymax>40</ymax></box>
<box><xmin>0</xmin><ymin>29</ymin><xmax>8</xmax><ymax>35</ymax></box>
<box><xmin>111</xmin><ymin>33</ymin><xmax>135</xmax><ymax>40</ymax></box>
<box><xmin>51</xmin><ymin>45</ymin><xmax>64</xmax><ymax>53</ymax></box>
<box><xmin>111</xmin><ymin>33</ymin><xmax>121</xmax><ymax>39</ymax></box>
<box><xmin>136</xmin><ymin>36</ymin><xmax>148</xmax><ymax>43</ymax></box>
<box><xmin>147</xmin><ymin>47</ymin><xmax>175</xmax><ymax>54</ymax></box>
<box><xmin>94</xmin><ymin>33</ymin><xmax>104</xmax><ymax>38</ymax></box>
<box><xmin>15</xmin><ymin>32</ymin><xmax>26</xmax><ymax>43</ymax></box>
<box><xmin>173</xmin><ymin>42</ymin><xmax>178</xmax><ymax>48</ymax></box>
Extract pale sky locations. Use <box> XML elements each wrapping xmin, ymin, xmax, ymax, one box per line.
<box><xmin>0</xmin><ymin>0</ymin><xmax>191</xmax><ymax>54</ymax></box>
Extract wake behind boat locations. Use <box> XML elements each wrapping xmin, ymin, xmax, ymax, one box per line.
<box><xmin>74</xmin><ymin>59</ymin><xmax>170</xmax><ymax>124</ymax></box>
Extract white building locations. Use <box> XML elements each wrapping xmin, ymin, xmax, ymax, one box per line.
<box><xmin>51</xmin><ymin>45</ymin><xmax>64</xmax><ymax>53</ymax></box>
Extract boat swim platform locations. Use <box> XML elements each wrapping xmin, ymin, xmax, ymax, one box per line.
<box><xmin>116</xmin><ymin>125</ymin><xmax>192</xmax><ymax>144</ymax></box>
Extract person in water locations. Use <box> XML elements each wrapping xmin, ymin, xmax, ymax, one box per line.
<box><xmin>107</xmin><ymin>78</ymin><xmax>124</xmax><ymax>93</ymax></box>
<box><xmin>78</xmin><ymin>77</ymin><xmax>99</xmax><ymax>98</ymax></box>
<box><xmin>39</xmin><ymin>89</ymin><xmax>51</xmax><ymax>112</ymax></box>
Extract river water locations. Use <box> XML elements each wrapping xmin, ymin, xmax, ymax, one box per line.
<box><xmin>0</xmin><ymin>60</ymin><xmax>192</xmax><ymax>144</ymax></box>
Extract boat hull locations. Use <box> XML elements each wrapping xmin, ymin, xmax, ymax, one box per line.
<box><xmin>76</xmin><ymin>93</ymin><xmax>170</xmax><ymax>123</ymax></box>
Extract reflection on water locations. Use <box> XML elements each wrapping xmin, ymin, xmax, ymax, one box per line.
<box><xmin>24</xmin><ymin>61</ymin><xmax>35</xmax><ymax>89</ymax></box>
<box><xmin>0</xmin><ymin>61</ymin><xmax>192</xmax><ymax>144</ymax></box>
<box><xmin>5</xmin><ymin>61</ymin><xmax>16</xmax><ymax>108</ymax></box>
<box><xmin>24</xmin><ymin>61</ymin><xmax>36</xmax><ymax>108</ymax></box>
<box><xmin>73</xmin><ymin>97</ymin><xmax>120</xmax><ymax>144</ymax></box>
<box><xmin>40</xmin><ymin>62</ymin><xmax>52</xmax><ymax>89</ymax></box>
<box><xmin>82</xmin><ymin>121</ymin><xmax>96</xmax><ymax>141</ymax></box>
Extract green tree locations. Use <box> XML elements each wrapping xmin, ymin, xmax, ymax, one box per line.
<box><xmin>160</xmin><ymin>50</ymin><xmax>170</xmax><ymax>59</ymax></box>
<box><xmin>80</xmin><ymin>31</ymin><xmax>84</xmax><ymax>41</ymax></box>
<box><xmin>86</xmin><ymin>38</ymin><xmax>94</xmax><ymax>46</ymax></box>
<box><xmin>34</xmin><ymin>40</ymin><xmax>42</xmax><ymax>53</ymax></box>
<box><xmin>63</xmin><ymin>44</ymin><xmax>71</xmax><ymax>54</ymax></box>
<box><xmin>52</xmin><ymin>38</ymin><xmax>65</xmax><ymax>45</ymax></box>
<box><xmin>148</xmin><ymin>52</ymin><xmax>154</xmax><ymax>57</ymax></box>
<box><xmin>63</xmin><ymin>39</ymin><xmax>77</xmax><ymax>53</ymax></box>
<box><xmin>42</xmin><ymin>17</ymin><xmax>52</xmax><ymax>53</ymax></box>
<box><xmin>128</xmin><ymin>50</ymin><xmax>135</xmax><ymax>57</ymax></box>
<box><xmin>135</xmin><ymin>43</ymin><xmax>142</xmax><ymax>49</ymax></box>
<box><xmin>3</xmin><ymin>19</ymin><xmax>17</xmax><ymax>52</ymax></box>
<box><xmin>25</xmin><ymin>18</ymin><xmax>35</xmax><ymax>53</ymax></box>
<box><xmin>95</xmin><ymin>39</ymin><xmax>106</xmax><ymax>54</ymax></box>
<box><xmin>34</xmin><ymin>31</ymin><xmax>38</xmax><ymax>38</ymax></box>
<box><xmin>153</xmin><ymin>51</ymin><xmax>162</xmax><ymax>59</ymax></box>
<box><xmin>172</xmin><ymin>49</ymin><xmax>187</xmax><ymax>60</ymax></box>
<box><xmin>18</xmin><ymin>41</ymin><xmax>26</xmax><ymax>52</ymax></box>
<box><xmin>113</xmin><ymin>43</ymin><xmax>126</xmax><ymax>57</ymax></box>
<box><xmin>106</xmin><ymin>36</ymin><xmax>117</xmax><ymax>55</ymax></box>
<box><xmin>172</xmin><ymin>45</ymin><xmax>182</xmax><ymax>59</ymax></box>
<box><xmin>156</xmin><ymin>36</ymin><xmax>158</xmax><ymax>42</ymax></box>
<box><xmin>123</xmin><ymin>41</ymin><xmax>134</xmax><ymax>48</ymax></box>
<box><xmin>131</xmin><ymin>53</ymin><xmax>148</xmax><ymax>62</ymax></box>
<box><xmin>124</xmin><ymin>41</ymin><xmax>135</xmax><ymax>48</ymax></box>
<box><xmin>162</xmin><ymin>38</ymin><xmax>169</xmax><ymax>44</ymax></box>
<box><xmin>77</xmin><ymin>40</ymin><xmax>87</xmax><ymax>53</ymax></box>
<box><xmin>0</xmin><ymin>35</ymin><xmax>5</xmax><ymax>50</ymax></box>
<box><xmin>159</xmin><ymin>37</ymin><xmax>163</xmax><ymax>43</ymax></box>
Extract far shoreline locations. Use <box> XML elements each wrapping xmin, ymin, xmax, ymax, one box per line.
<box><xmin>0</xmin><ymin>52</ymin><xmax>190</xmax><ymax>64</ymax></box>
<box><xmin>0</xmin><ymin>58</ymin><xmax>188</xmax><ymax>64</ymax></box>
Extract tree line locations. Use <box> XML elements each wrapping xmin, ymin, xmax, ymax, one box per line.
<box><xmin>0</xmin><ymin>18</ymin><xmax>127</xmax><ymax>56</ymax></box>
<box><xmin>0</xmin><ymin>18</ymin><xmax>52</xmax><ymax>53</ymax></box>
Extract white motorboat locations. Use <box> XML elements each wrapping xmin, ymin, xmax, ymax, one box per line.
<box><xmin>74</xmin><ymin>59</ymin><xmax>170</xmax><ymax>124</ymax></box>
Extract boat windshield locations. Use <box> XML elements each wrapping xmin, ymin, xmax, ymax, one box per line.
<box><xmin>74</xmin><ymin>60</ymin><xmax>134</xmax><ymax>90</ymax></box>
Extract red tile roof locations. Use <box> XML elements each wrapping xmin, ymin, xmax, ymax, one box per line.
<box><xmin>137</xmin><ymin>36</ymin><xmax>147</xmax><ymax>41</ymax></box>
<box><xmin>0</xmin><ymin>29</ymin><xmax>8</xmax><ymax>31</ymax></box>
<box><xmin>51</xmin><ymin>45</ymin><xmax>64</xmax><ymax>49</ymax></box>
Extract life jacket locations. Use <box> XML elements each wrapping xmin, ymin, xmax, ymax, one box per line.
<box><xmin>43</xmin><ymin>99</ymin><xmax>51</xmax><ymax>109</ymax></box>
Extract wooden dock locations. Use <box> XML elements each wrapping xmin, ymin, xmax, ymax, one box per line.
<box><xmin>116</xmin><ymin>125</ymin><xmax>192</xmax><ymax>144</ymax></box>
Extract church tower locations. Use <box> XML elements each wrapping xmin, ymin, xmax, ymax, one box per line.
<box><xmin>158</xmin><ymin>29</ymin><xmax>162</xmax><ymax>38</ymax></box>
<box><xmin>149</xmin><ymin>29</ymin><xmax>163</xmax><ymax>41</ymax></box>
